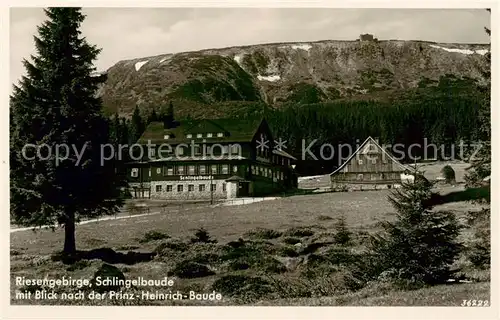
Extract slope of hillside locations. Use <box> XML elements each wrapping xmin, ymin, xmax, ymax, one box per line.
<box><xmin>98</xmin><ymin>39</ymin><xmax>490</xmax><ymax>117</ymax></box>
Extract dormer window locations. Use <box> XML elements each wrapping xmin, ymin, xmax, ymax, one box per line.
<box><xmin>197</xmin><ymin>133</ymin><xmax>203</xmax><ymax>138</ymax></box>
<box><xmin>186</xmin><ymin>134</ymin><xmax>192</xmax><ymax>139</ymax></box>
<box><xmin>217</xmin><ymin>132</ymin><xmax>224</xmax><ymax>137</ymax></box>
<box><xmin>207</xmin><ymin>133</ymin><xmax>213</xmax><ymax>138</ymax></box>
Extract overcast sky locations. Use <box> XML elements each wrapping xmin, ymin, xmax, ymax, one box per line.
<box><xmin>10</xmin><ymin>8</ymin><xmax>490</xmax><ymax>86</ymax></box>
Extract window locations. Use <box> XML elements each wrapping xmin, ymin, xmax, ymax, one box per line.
<box><xmin>371</xmin><ymin>159</ymin><xmax>377</xmax><ymax>164</ymax></box>
<box><xmin>233</xmin><ymin>165</ymin><xmax>238</xmax><ymax>173</ymax></box>
<box><xmin>188</xmin><ymin>165</ymin><xmax>195</xmax><ymax>175</ymax></box>
<box><xmin>188</xmin><ymin>184</ymin><xmax>194</xmax><ymax>192</ymax></box>
<box><xmin>166</xmin><ymin>185</ymin><xmax>173</xmax><ymax>192</ymax></box>
<box><xmin>199</xmin><ymin>184</ymin><xmax>205</xmax><ymax>192</ymax></box>
<box><xmin>207</xmin><ymin>133</ymin><xmax>213</xmax><ymax>138</ymax></box>
<box><xmin>149</xmin><ymin>148</ymin><xmax>155</xmax><ymax>157</ymax></box>
<box><xmin>211</xmin><ymin>165</ymin><xmax>218</xmax><ymax>174</ymax></box>
<box><xmin>177</xmin><ymin>166</ymin><xmax>185</xmax><ymax>175</ymax></box>
<box><xmin>194</xmin><ymin>146</ymin><xmax>201</xmax><ymax>155</ymax></box>
<box><xmin>148</xmin><ymin>169</ymin><xmax>151</xmax><ymax>177</ymax></box>
<box><xmin>177</xmin><ymin>146</ymin><xmax>185</xmax><ymax>155</ymax></box>
<box><xmin>177</xmin><ymin>185</ymin><xmax>183</xmax><ymax>192</ymax></box>
<box><xmin>231</xmin><ymin>145</ymin><xmax>239</xmax><ymax>154</ymax></box>
<box><xmin>211</xmin><ymin>184</ymin><xmax>216</xmax><ymax>192</ymax></box>
<box><xmin>164</xmin><ymin>135</ymin><xmax>170</xmax><ymax>140</ymax></box>
<box><xmin>131</xmin><ymin>168</ymin><xmax>138</xmax><ymax>177</ymax></box>
<box><xmin>199</xmin><ymin>165</ymin><xmax>206</xmax><ymax>175</ymax></box>
<box><xmin>222</xmin><ymin>145</ymin><xmax>229</xmax><ymax>154</ymax></box>
<box><xmin>197</xmin><ymin>133</ymin><xmax>203</xmax><ymax>138</ymax></box>
<box><xmin>357</xmin><ymin>174</ymin><xmax>364</xmax><ymax>181</ymax></box>
<box><xmin>156</xmin><ymin>168</ymin><xmax>161</xmax><ymax>174</ymax></box>
<box><xmin>164</xmin><ymin>166</ymin><xmax>173</xmax><ymax>176</ymax></box>
<box><xmin>222</xmin><ymin>183</ymin><xmax>226</xmax><ymax>192</ymax></box>
<box><xmin>358</xmin><ymin>159</ymin><xmax>363</xmax><ymax>165</ymax></box>
<box><xmin>217</xmin><ymin>132</ymin><xmax>224</xmax><ymax>137</ymax></box>
<box><xmin>156</xmin><ymin>185</ymin><xmax>162</xmax><ymax>192</ymax></box>
<box><xmin>221</xmin><ymin>164</ymin><xmax>229</xmax><ymax>174</ymax></box>
<box><xmin>186</xmin><ymin>134</ymin><xmax>192</xmax><ymax>139</ymax></box>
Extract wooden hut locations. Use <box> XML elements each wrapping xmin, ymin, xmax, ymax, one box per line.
<box><xmin>330</xmin><ymin>137</ymin><xmax>414</xmax><ymax>191</ymax></box>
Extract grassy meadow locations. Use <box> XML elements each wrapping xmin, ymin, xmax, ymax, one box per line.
<box><xmin>10</xmin><ymin>183</ymin><xmax>490</xmax><ymax>306</ymax></box>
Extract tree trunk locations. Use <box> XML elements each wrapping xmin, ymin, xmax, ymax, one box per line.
<box><xmin>63</xmin><ymin>212</ymin><xmax>76</xmax><ymax>254</ymax></box>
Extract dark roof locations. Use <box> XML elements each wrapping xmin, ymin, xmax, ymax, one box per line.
<box><xmin>138</xmin><ymin>118</ymin><xmax>264</xmax><ymax>144</ymax></box>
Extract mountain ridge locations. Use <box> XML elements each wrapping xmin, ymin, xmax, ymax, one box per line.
<box><xmin>97</xmin><ymin>38</ymin><xmax>490</xmax><ymax>118</ymax></box>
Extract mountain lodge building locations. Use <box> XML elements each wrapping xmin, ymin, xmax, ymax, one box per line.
<box><xmin>127</xmin><ymin>117</ymin><xmax>297</xmax><ymax>200</ymax></box>
<box><xmin>330</xmin><ymin>136</ymin><xmax>414</xmax><ymax>191</ymax></box>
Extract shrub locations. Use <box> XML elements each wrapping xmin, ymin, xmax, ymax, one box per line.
<box><xmin>211</xmin><ymin>275</ymin><xmax>274</xmax><ymax>299</ymax></box>
<box><xmin>467</xmin><ymin>208</ymin><xmax>490</xmax><ymax>269</ymax></box>
<box><xmin>169</xmin><ymin>260</ymin><xmax>215</xmax><ymax>278</ymax></box>
<box><xmin>66</xmin><ymin>259</ymin><xmax>90</xmax><ymax>271</ymax></box>
<box><xmin>369</xmin><ymin>178</ymin><xmax>463</xmax><ymax>287</ymax></box>
<box><xmin>91</xmin><ymin>264</ymin><xmax>126</xmax><ymax>293</ymax></box>
<box><xmin>245</xmin><ymin>228</ymin><xmax>282</xmax><ymax>240</ymax></box>
<box><xmin>154</xmin><ymin>239</ymin><xmax>189</xmax><ymax>256</ymax></box>
<box><xmin>278</xmin><ymin>246</ymin><xmax>299</xmax><ymax>257</ymax></box>
<box><xmin>299</xmin><ymin>242</ymin><xmax>331</xmax><ymax>255</ymax></box>
<box><xmin>221</xmin><ymin>240</ymin><xmax>285</xmax><ymax>273</ymax></box>
<box><xmin>333</xmin><ymin>215</ymin><xmax>352</xmax><ymax>246</ymax></box>
<box><xmin>441</xmin><ymin>165</ymin><xmax>456</xmax><ymax>184</ymax></box>
<box><xmin>317</xmin><ymin>215</ymin><xmax>333</xmax><ymax>221</ymax></box>
<box><xmin>139</xmin><ymin>230</ymin><xmax>169</xmax><ymax>243</ymax></box>
<box><xmin>324</xmin><ymin>247</ymin><xmax>359</xmax><ymax>265</ymax></box>
<box><xmin>190</xmin><ymin>228</ymin><xmax>217</xmax><ymax>244</ymax></box>
<box><xmin>282</xmin><ymin>237</ymin><xmax>301</xmax><ymax>245</ymax></box>
<box><xmin>284</xmin><ymin>227</ymin><xmax>315</xmax><ymax>237</ymax></box>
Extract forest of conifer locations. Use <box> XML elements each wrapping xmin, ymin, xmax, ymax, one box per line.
<box><xmin>110</xmin><ymin>73</ymin><xmax>486</xmax><ymax>176</ymax></box>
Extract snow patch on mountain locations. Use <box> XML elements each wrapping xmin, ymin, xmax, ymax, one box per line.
<box><xmin>234</xmin><ymin>54</ymin><xmax>244</xmax><ymax>66</ymax></box>
<box><xmin>475</xmin><ymin>49</ymin><xmax>489</xmax><ymax>56</ymax></box>
<box><xmin>291</xmin><ymin>44</ymin><xmax>312</xmax><ymax>51</ymax></box>
<box><xmin>257</xmin><ymin>74</ymin><xmax>281</xmax><ymax>82</ymax></box>
<box><xmin>135</xmin><ymin>60</ymin><xmax>149</xmax><ymax>71</ymax></box>
<box><xmin>429</xmin><ymin>44</ymin><xmax>488</xmax><ymax>56</ymax></box>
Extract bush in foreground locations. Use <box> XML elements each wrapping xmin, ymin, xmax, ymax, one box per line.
<box><xmin>169</xmin><ymin>260</ymin><xmax>215</xmax><ymax>278</ymax></box>
<box><xmin>139</xmin><ymin>230</ymin><xmax>169</xmax><ymax>243</ymax></box>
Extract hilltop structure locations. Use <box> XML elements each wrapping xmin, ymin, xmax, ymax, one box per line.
<box><xmin>127</xmin><ymin>117</ymin><xmax>297</xmax><ymax>200</ymax></box>
<box><xmin>359</xmin><ymin>33</ymin><xmax>375</xmax><ymax>41</ymax></box>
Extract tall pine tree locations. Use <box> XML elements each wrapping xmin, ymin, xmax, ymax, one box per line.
<box><xmin>10</xmin><ymin>8</ymin><xmax>122</xmax><ymax>255</ymax></box>
<box><xmin>129</xmin><ymin>105</ymin><xmax>145</xmax><ymax>143</ymax></box>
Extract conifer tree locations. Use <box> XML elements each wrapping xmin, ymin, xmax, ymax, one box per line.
<box><xmin>129</xmin><ymin>105</ymin><xmax>145</xmax><ymax>143</ymax></box>
<box><xmin>370</xmin><ymin>176</ymin><xmax>462</xmax><ymax>287</ymax></box>
<box><xmin>465</xmin><ymin>8</ymin><xmax>491</xmax><ymax>187</ymax></box>
<box><xmin>10</xmin><ymin>8</ymin><xmax>122</xmax><ymax>255</ymax></box>
<box><xmin>147</xmin><ymin>108</ymin><xmax>159</xmax><ymax>124</ymax></box>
